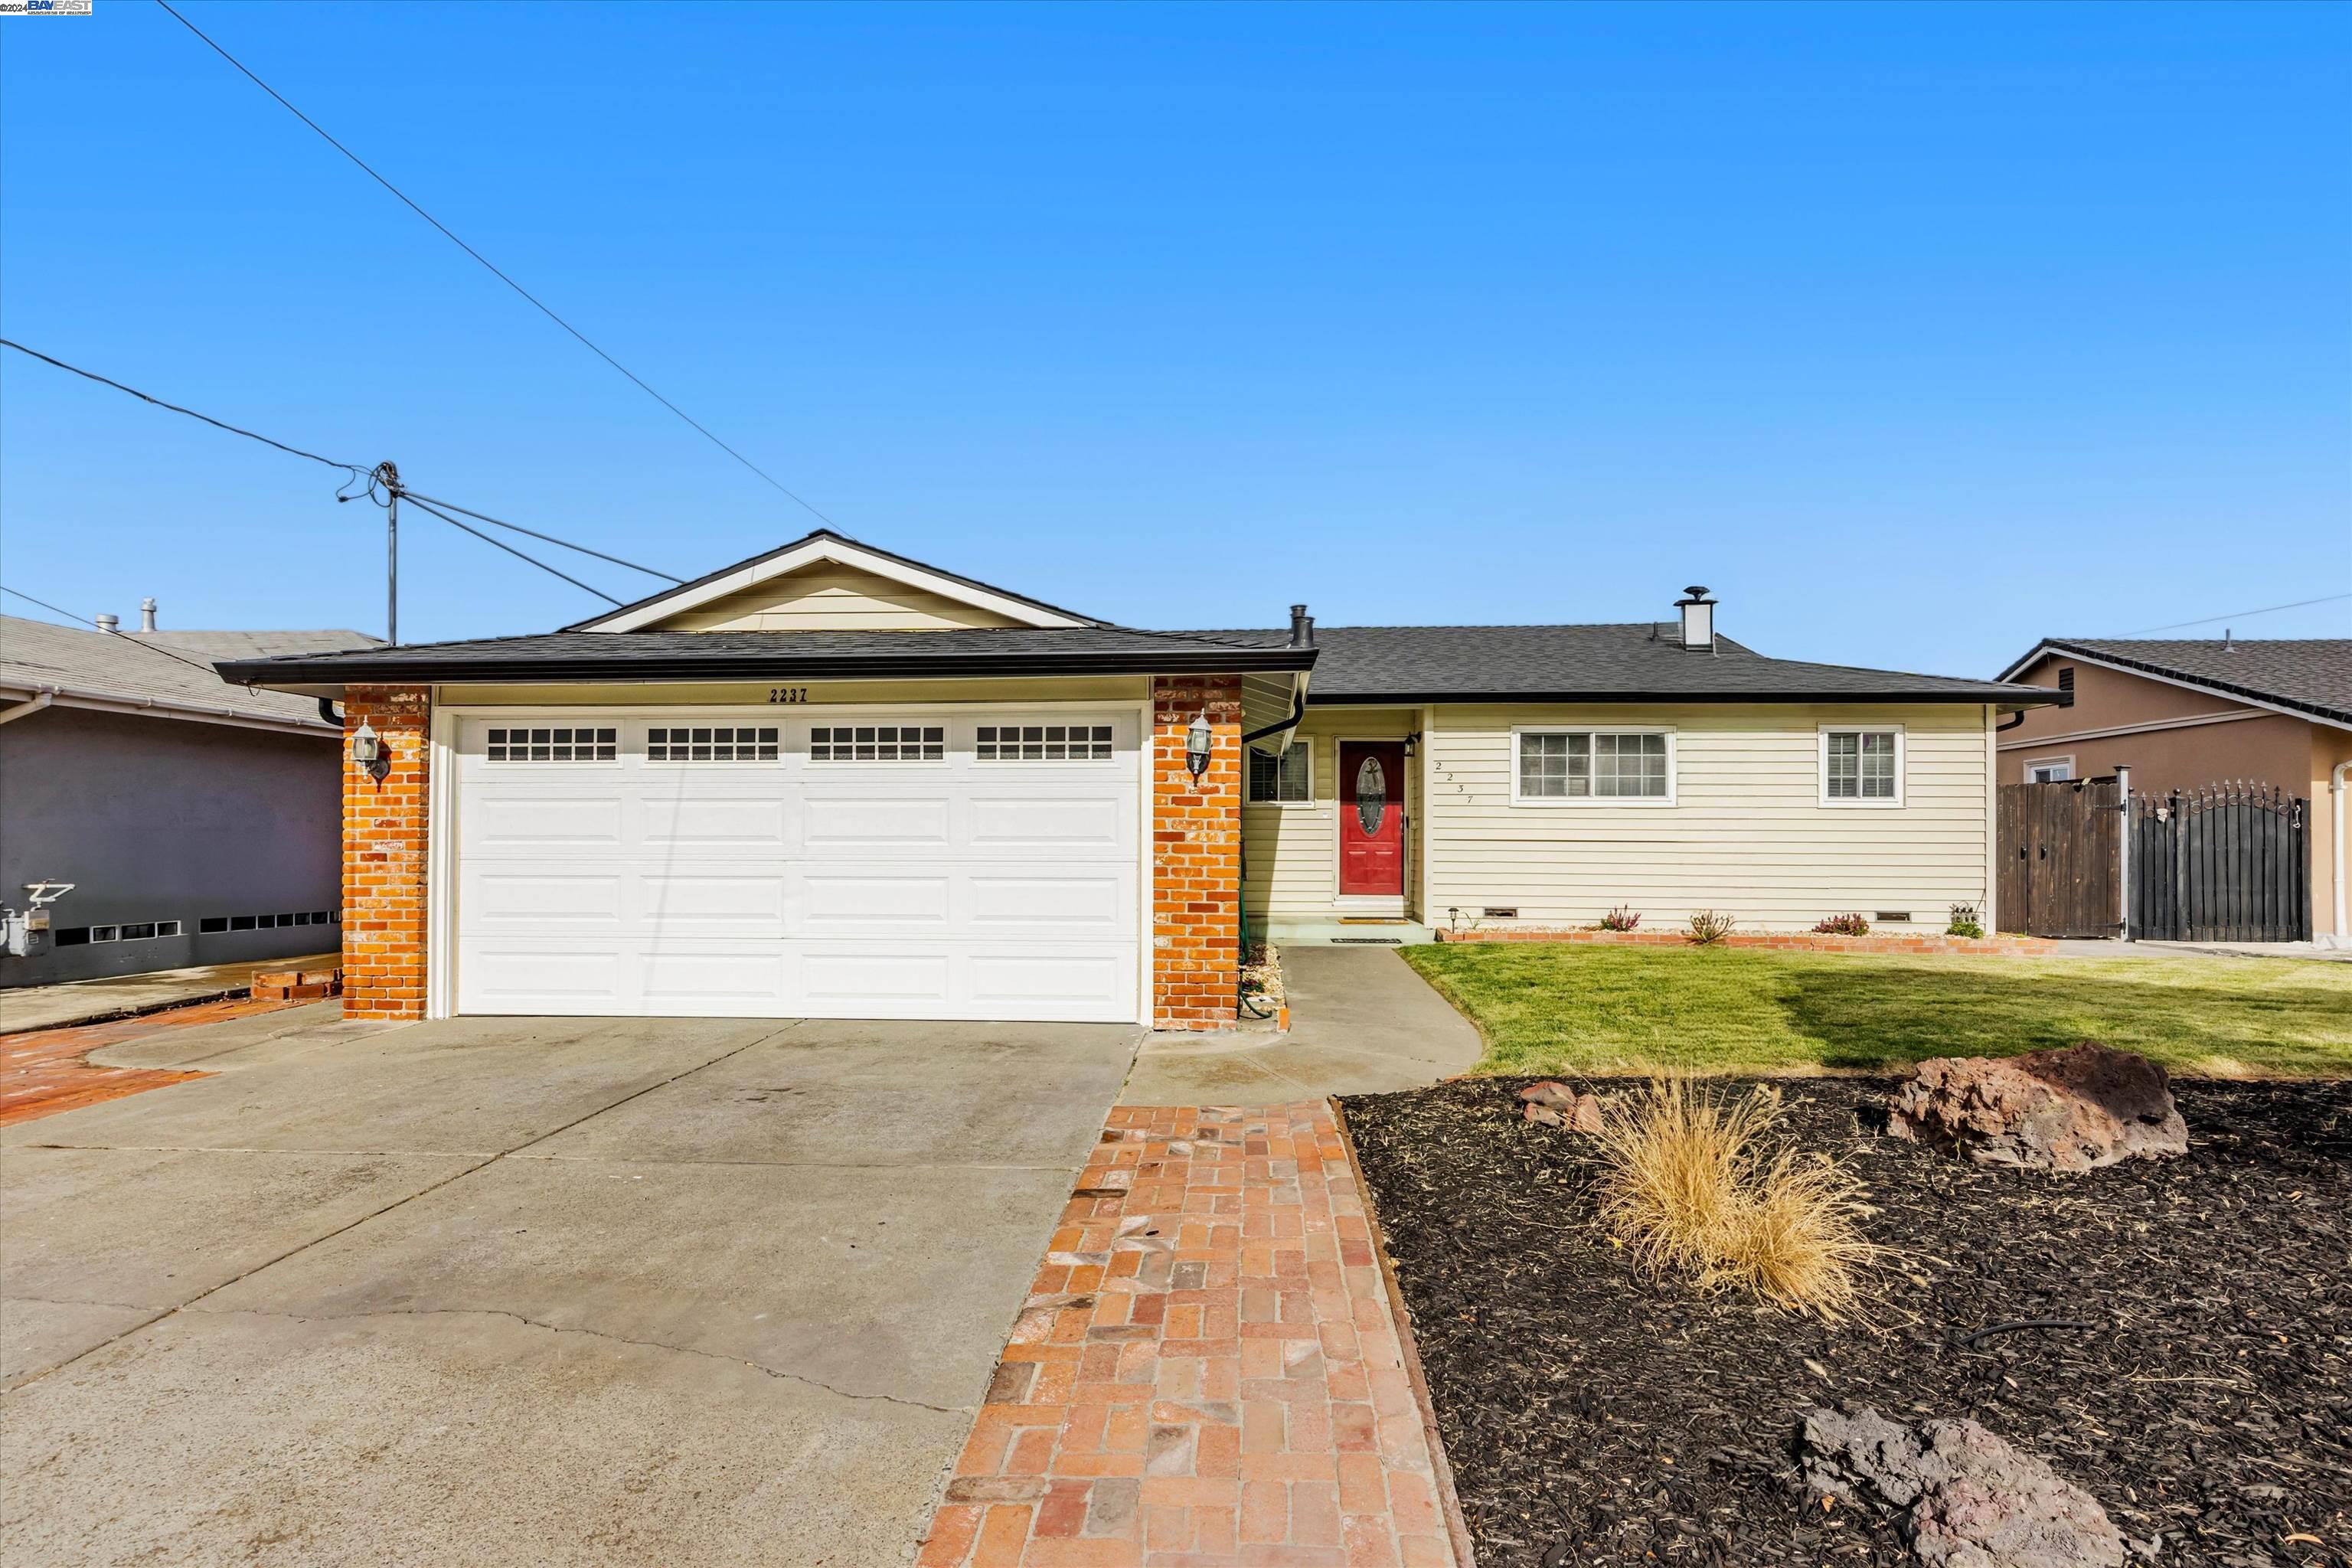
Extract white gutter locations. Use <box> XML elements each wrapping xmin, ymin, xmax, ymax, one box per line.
<box><xmin>0</xmin><ymin>681</ymin><xmax>336</xmax><ymax>738</ymax></box>
<box><xmin>0</xmin><ymin>690</ymin><xmax>56</xmax><ymax>726</ymax></box>
<box><xmin>2331</xmin><ymin>760</ymin><xmax>2350</xmax><ymax>949</ymax></box>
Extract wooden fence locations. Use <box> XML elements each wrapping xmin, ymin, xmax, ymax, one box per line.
<box><xmin>2130</xmin><ymin>782</ymin><xmax>2311</xmax><ymax>943</ymax></box>
<box><xmin>1998</xmin><ymin>776</ymin><xmax>2124</xmax><ymax>939</ymax></box>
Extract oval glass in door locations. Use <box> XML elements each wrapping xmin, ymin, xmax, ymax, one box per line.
<box><xmin>1354</xmin><ymin>756</ymin><xmax>1387</xmax><ymax>835</ymax></box>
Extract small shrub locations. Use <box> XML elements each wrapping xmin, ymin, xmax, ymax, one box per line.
<box><xmin>1686</xmin><ymin>909</ymin><xmax>1736</xmax><ymax>945</ymax></box>
<box><xmin>1591</xmin><ymin>1079</ymin><xmax>1879</xmax><ymax>1319</ymax></box>
<box><xmin>1945</xmin><ymin>902</ymin><xmax>1984</xmax><ymax>939</ymax></box>
<box><xmin>1811</xmin><ymin>913</ymin><xmax>1870</xmax><ymax>936</ymax></box>
<box><xmin>1598</xmin><ymin>904</ymin><xmax>1642</xmax><ymax>933</ymax></box>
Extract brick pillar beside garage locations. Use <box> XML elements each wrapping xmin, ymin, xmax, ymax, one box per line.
<box><xmin>1150</xmin><ymin>674</ymin><xmax>1243</xmax><ymax>1030</ymax></box>
<box><xmin>341</xmin><ymin>684</ymin><xmax>431</xmax><ymax>1021</ymax></box>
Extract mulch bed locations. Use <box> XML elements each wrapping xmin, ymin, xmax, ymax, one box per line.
<box><xmin>1341</xmin><ymin>1076</ymin><xmax>2352</xmax><ymax>1568</ymax></box>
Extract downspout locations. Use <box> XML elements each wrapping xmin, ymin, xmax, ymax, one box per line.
<box><xmin>1996</xmin><ymin>708</ymin><xmax>2027</xmax><ymax>732</ymax></box>
<box><xmin>2332</xmin><ymin>760</ymin><xmax>2350</xmax><ymax>949</ymax></box>
<box><xmin>318</xmin><ymin>697</ymin><xmax>344</xmax><ymax>727</ymax></box>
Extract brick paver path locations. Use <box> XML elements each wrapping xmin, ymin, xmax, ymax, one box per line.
<box><xmin>920</xmin><ymin>1102</ymin><xmax>1459</xmax><ymax>1568</ymax></box>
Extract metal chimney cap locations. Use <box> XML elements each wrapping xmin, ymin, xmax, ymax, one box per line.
<box><xmin>1677</xmin><ymin>585</ymin><xmax>1713</xmax><ymax>603</ymax></box>
<box><xmin>139</xmin><ymin>597</ymin><xmax>158</xmax><ymax>632</ymax></box>
<box><xmin>93</xmin><ymin>612</ymin><xmax>119</xmax><ymax>633</ymax></box>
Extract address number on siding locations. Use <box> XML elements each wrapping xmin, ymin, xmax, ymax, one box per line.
<box><xmin>768</xmin><ymin>688</ymin><xmax>811</xmax><ymax>704</ymax></box>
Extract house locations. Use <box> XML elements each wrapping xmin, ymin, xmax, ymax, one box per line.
<box><xmin>1997</xmin><ymin>636</ymin><xmax>2352</xmax><ymax>944</ymax></box>
<box><xmin>217</xmin><ymin>531</ymin><xmax>2048</xmax><ymax>1029</ymax></box>
<box><xmin>0</xmin><ymin>608</ymin><xmax>377</xmax><ymax>988</ymax></box>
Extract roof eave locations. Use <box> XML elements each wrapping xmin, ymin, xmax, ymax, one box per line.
<box><xmin>2000</xmin><ymin>640</ymin><xmax>2352</xmax><ymax>730</ymax></box>
<box><xmin>1305</xmin><ymin>687</ymin><xmax>2056</xmax><ymax>706</ymax></box>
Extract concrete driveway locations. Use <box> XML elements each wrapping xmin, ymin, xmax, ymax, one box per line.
<box><xmin>1</xmin><ymin>1005</ymin><xmax>1141</xmax><ymax>1567</ymax></box>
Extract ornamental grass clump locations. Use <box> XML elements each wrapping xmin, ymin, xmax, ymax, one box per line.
<box><xmin>1591</xmin><ymin>1079</ymin><xmax>1880</xmax><ymax>1320</ymax></box>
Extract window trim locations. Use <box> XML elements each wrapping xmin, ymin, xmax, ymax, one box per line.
<box><xmin>1509</xmin><ymin>725</ymin><xmax>1677</xmax><ymax>808</ymax></box>
<box><xmin>2023</xmin><ymin>754</ymin><xmax>2075</xmax><ymax>784</ymax></box>
<box><xmin>1818</xmin><ymin>724</ymin><xmax>1906</xmax><ymax>808</ymax></box>
<box><xmin>1246</xmin><ymin>738</ymin><xmax>1316</xmax><ymax>807</ymax></box>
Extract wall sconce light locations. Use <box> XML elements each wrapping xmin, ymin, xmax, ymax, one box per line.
<box><xmin>1184</xmin><ymin>711</ymin><xmax>1213</xmax><ymax>780</ymax></box>
<box><xmin>351</xmin><ymin>717</ymin><xmax>390</xmax><ymax>782</ymax></box>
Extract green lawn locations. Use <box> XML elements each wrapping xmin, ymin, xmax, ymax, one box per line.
<box><xmin>1400</xmin><ymin>943</ymin><xmax>2352</xmax><ymax>1078</ymax></box>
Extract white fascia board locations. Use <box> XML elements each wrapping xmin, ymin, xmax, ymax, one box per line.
<box><xmin>581</xmin><ymin>537</ymin><xmax>1095</xmax><ymax>632</ymax></box>
<box><xmin>1999</xmin><ymin>645</ymin><xmax>2352</xmax><ymax>734</ymax></box>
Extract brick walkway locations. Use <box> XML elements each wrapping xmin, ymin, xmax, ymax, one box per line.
<box><xmin>920</xmin><ymin>1102</ymin><xmax>1460</xmax><ymax>1568</ymax></box>
<box><xmin>0</xmin><ymin>996</ymin><xmax>304</xmax><ymax>1126</ymax></box>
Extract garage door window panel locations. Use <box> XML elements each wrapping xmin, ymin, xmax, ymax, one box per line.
<box><xmin>809</xmin><ymin>725</ymin><xmax>944</xmax><ymax>762</ymax></box>
<box><xmin>976</xmin><ymin>723</ymin><xmax>1114</xmax><ymax>762</ymax></box>
<box><xmin>647</xmin><ymin>725</ymin><xmax>779</xmax><ymax>763</ymax></box>
<box><xmin>485</xmin><ymin>726</ymin><xmax>617</xmax><ymax>763</ymax></box>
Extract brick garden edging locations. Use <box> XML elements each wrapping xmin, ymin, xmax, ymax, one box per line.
<box><xmin>918</xmin><ymin>1102</ymin><xmax>1461</xmax><ymax>1568</ymax></box>
<box><xmin>1434</xmin><ymin>927</ymin><xmax>2056</xmax><ymax>957</ymax></box>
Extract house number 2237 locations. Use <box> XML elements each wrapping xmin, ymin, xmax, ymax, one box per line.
<box><xmin>767</xmin><ymin>688</ymin><xmax>810</xmax><ymax>704</ymax></box>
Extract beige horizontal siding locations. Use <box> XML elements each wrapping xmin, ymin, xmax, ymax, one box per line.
<box><xmin>658</xmin><ymin>565</ymin><xmax>1027</xmax><ymax>631</ymax></box>
<box><xmin>1419</xmin><ymin>703</ymin><xmax>1994</xmax><ymax>932</ymax></box>
<box><xmin>1243</xmin><ymin>707</ymin><xmax>1416</xmax><ymax>922</ymax></box>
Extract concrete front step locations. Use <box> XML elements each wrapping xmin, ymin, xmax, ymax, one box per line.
<box><xmin>1264</xmin><ymin>920</ymin><xmax>1436</xmax><ymax>947</ymax></box>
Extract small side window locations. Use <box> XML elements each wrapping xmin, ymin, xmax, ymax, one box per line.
<box><xmin>1247</xmin><ymin>741</ymin><xmax>1312</xmax><ymax>803</ymax></box>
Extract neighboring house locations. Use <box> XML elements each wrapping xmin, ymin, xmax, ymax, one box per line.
<box><xmin>1996</xmin><ymin>636</ymin><xmax>2352</xmax><ymax>943</ymax></box>
<box><xmin>0</xmin><ymin>609</ymin><xmax>378</xmax><ymax>988</ymax></box>
<box><xmin>218</xmin><ymin>531</ymin><xmax>2047</xmax><ymax>1030</ymax></box>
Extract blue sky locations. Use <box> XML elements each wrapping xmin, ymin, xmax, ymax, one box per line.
<box><xmin>4</xmin><ymin>2</ymin><xmax>2347</xmax><ymax>674</ymax></box>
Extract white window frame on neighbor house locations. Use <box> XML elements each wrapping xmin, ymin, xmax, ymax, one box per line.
<box><xmin>2024</xmin><ymin>755</ymin><xmax>2074</xmax><ymax>783</ymax></box>
<box><xmin>1818</xmin><ymin>724</ymin><xmax>1906</xmax><ymax>808</ymax></box>
<box><xmin>1246</xmin><ymin>738</ymin><xmax>1315</xmax><ymax>806</ymax></box>
<box><xmin>1509</xmin><ymin>725</ymin><xmax>1677</xmax><ymax>808</ymax></box>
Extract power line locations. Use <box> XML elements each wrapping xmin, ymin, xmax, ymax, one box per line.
<box><xmin>397</xmin><ymin>488</ymin><xmax>681</xmax><ymax>582</ymax></box>
<box><xmin>1</xmin><ymin>338</ymin><xmax>362</xmax><ymax>480</ymax></box>
<box><xmin>0</xmin><ymin>586</ymin><xmax>238</xmax><ymax>679</ymax></box>
<box><xmin>2118</xmin><ymin>593</ymin><xmax>2352</xmax><ymax>635</ymax></box>
<box><xmin>397</xmin><ymin>495</ymin><xmax>622</xmax><ymax>606</ymax></box>
<box><xmin>155</xmin><ymin>0</ymin><xmax>841</xmax><ymax>528</ymax></box>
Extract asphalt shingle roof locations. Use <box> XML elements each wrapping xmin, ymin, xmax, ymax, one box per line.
<box><xmin>1175</xmin><ymin>623</ymin><xmax>2042</xmax><ymax>703</ymax></box>
<box><xmin>0</xmin><ymin>616</ymin><xmax>376</xmax><ymax>730</ymax></box>
<box><xmin>2006</xmin><ymin>638</ymin><xmax>2352</xmax><ymax>727</ymax></box>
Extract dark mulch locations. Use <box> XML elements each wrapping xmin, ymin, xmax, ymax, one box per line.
<box><xmin>1341</xmin><ymin>1076</ymin><xmax>2352</xmax><ymax>1568</ymax></box>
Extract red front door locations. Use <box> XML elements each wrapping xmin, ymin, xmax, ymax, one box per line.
<box><xmin>1338</xmin><ymin>741</ymin><xmax>1406</xmax><ymax>897</ymax></box>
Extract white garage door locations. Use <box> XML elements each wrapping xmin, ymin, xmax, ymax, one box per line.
<box><xmin>449</xmin><ymin>710</ymin><xmax>1144</xmax><ymax>1022</ymax></box>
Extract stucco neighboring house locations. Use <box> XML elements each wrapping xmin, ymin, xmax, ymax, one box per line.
<box><xmin>0</xmin><ymin>609</ymin><xmax>377</xmax><ymax>988</ymax></box>
<box><xmin>1995</xmin><ymin>636</ymin><xmax>2352</xmax><ymax>943</ymax></box>
<box><xmin>217</xmin><ymin>531</ymin><xmax>2048</xmax><ymax>1030</ymax></box>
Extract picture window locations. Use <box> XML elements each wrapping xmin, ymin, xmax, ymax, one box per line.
<box><xmin>1515</xmin><ymin>730</ymin><xmax>1671</xmax><ymax>800</ymax></box>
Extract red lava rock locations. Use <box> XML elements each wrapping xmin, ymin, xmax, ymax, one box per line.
<box><xmin>1886</xmin><ymin>1042</ymin><xmax>2187</xmax><ymax>1173</ymax></box>
<box><xmin>1519</xmin><ymin>1081</ymin><xmax>1603</xmax><ymax>1132</ymax></box>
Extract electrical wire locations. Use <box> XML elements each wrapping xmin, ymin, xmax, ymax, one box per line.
<box><xmin>0</xmin><ymin>586</ymin><xmax>240</xmax><ymax>678</ymax></box>
<box><xmin>396</xmin><ymin>488</ymin><xmax>681</xmax><ymax>582</ymax></box>
<box><xmin>2117</xmin><ymin>593</ymin><xmax>2351</xmax><ymax>635</ymax></box>
<box><xmin>155</xmin><ymin>0</ymin><xmax>841</xmax><ymax>528</ymax></box>
<box><xmin>1</xmin><ymin>338</ymin><xmax>363</xmax><ymax>481</ymax></box>
<box><xmin>397</xmin><ymin>495</ymin><xmax>622</xmax><ymax>606</ymax></box>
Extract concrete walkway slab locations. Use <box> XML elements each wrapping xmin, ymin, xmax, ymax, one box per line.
<box><xmin>0</xmin><ymin>1011</ymin><xmax>1145</xmax><ymax>1566</ymax></box>
<box><xmin>0</xmin><ymin>952</ymin><xmax>340</xmax><ymax>1035</ymax></box>
<box><xmin>1121</xmin><ymin>945</ymin><xmax>1482</xmax><ymax>1105</ymax></box>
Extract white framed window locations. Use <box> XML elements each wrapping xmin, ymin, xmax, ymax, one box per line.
<box><xmin>647</xmin><ymin>725</ymin><xmax>778</xmax><ymax>763</ymax></box>
<box><xmin>485</xmin><ymin>726</ymin><xmax>617</xmax><ymax>763</ymax></box>
<box><xmin>1511</xmin><ymin>727</ymin><xmax>1675</xmax><ymax>805</ymax></box>
<box><xmin>975</xmin><ymin>722</ymin><xmax>1114</xmax><ymax>762</ymax></box>
<box><xmin>1820</xmin><ymin>726</ymin><xmax>1904</xmax><ymax>806</ymax></box>
<box><xmin>2024</xmin><ymin>756</ymin><xmax>2074</xmax><ymax>783</ymax></box>
<box><xmin>1247</xmin><ymin>740</ymin><xmax>1313</xmax><ymax>804</ymax></box>
<box><xmin>809</xmin><ymin>724</ymin><xmax>944</xmax><ymax>762</ymax></box>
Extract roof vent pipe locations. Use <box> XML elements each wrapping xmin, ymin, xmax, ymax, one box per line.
<box><xmin>1674</xmin><ymin>586</ymin><xmax>1715</xmax><ymax>652</ymax></box>
<box><xmin>1289</xmin><ymin>603</ymin><xmax>1315</xmax><ymax>648</ymax></box>
<box><xmin>139</xmin><ymin>597</ymin><xmax>158</xmax><ymax>632</ymax></box>
<box><xmin>93</xmin><ymin>612</ymin><xmax>119</xmax><ymax>634</ymax></box>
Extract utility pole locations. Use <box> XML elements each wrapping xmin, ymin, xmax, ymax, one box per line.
<box><xmin>377</xmin><ymin>459</ymin><xmax>401</xmax><ymax>645</ymax></box>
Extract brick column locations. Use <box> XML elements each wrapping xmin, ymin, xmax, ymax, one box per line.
<box><xmin>341</xmin><ymin>684</ymin><xmax>431</xmax><ymax>1020</ymax></box>
<box><xmin>1150</xmin><ymin>674</ymin><xmax>1243</xmax><ymax>1030</ymax></box>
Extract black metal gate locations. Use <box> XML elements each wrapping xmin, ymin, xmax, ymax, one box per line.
<box><xmin>2130</xmin><ymin>783</ymin><xmax>2311</xmax><ymax>942</ymax></box>
<box><xmin>1998</xmin><ymin>776</ymin><xmax>2124</xmax><ymax>938</ymax></box>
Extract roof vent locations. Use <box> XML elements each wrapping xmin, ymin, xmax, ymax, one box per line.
<box><xmin>1674</xmin><ymin>586</ymin><xmax>1714</xmax><ymax>652</ymax></box>
<box><xmin>139</xmin><ymin>597</ymin><xmax>158</xmax><ymax>632</ymax></box>
<box><xmin>1289</xmin><ymin>603</ymin><xmax>1315</xmax><ymax>648</ymax></box>
<box><xmin>93</xmin><ymin>612</ymin><xmax>119</xmax><ymax>634</ymax></box>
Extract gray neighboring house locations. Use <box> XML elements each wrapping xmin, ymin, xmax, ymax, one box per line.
<box><xmin>0</xmin><ymin>609</ymin><xmax>377</xmax><ymax>988</ymax></box>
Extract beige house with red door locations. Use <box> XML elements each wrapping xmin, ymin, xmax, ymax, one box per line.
<box><xmin>1997</xmin><ymin>637</ymin><xmax>2352</xmax><ymax>943</ymax></box>
<box><xmin>218</xmin><ymin>531</ymin><xmax>2046</xmax><ymax>1030</ymax></box>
